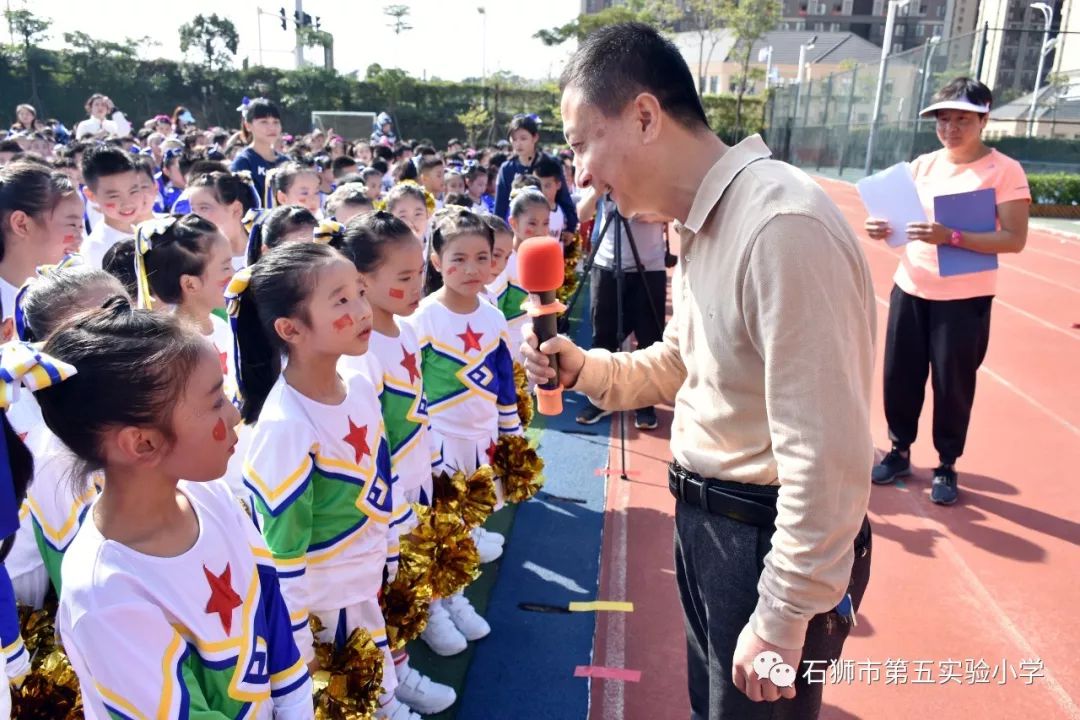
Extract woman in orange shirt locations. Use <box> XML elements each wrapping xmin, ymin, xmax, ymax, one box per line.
<box><xmin>864</xmin><ymin>77</ymin><xmax>1030</xmax><ymax>506</ymax></box>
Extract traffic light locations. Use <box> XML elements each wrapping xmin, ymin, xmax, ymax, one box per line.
<box><xmin>302</xmin><ymin>12</ymin><xmax>312</xmax><ymax>26</ymax></box>
<box><xmin>315</xmin><ymin>16</ymin><xmax>321</xmax><ymax>30</ymax></box>
<box><xmin>279</xmin><ymin>7</ymin><xmax>287</xmax><ymax>30</ymax></box>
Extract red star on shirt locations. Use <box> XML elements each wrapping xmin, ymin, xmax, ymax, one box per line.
<box><xmin>204</xmin><ymin>563</ymin><xmax>242</xmax><ymax>635</ymax></box>
<box><xmin>457</xmin><ymin>323</ymin><xmax>484</xmax><ymax>353</ymax></box>
<box><xmin>343</xmin><ymin>418</ymin><xmax>371</xmax><ymax>464</ymax></box>
<box><xmin>400</xmin><ymin>344</ymin><xmax>420</xmax><ymax>384</ymax></box>
<box><xmin>485</xmin><ymin>439</ymin><xmax>497</xmax><ymax>464</ymax></box>
<box><xmin>218</xmin><ymin>350</ymin><xmax>229</xmax><ymax>376</ymax></box>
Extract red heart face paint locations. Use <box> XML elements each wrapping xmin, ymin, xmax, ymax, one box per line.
<box><xmin>388</xmin><ymin>288</ymin><xmax>405</xmax><ymax>299</ymax></box>
<box><xmin>212</xmin><ymin>417</ymin><xmax>227</xmax><ymax>442</ymax></box>
<box><xmin>446</xmin><ymin>266</ymin><xmax>457</xmax><ymax>276</ymax></box>
<box><xmin>104</xmin><ymin>203</ymin><xmax>117</xmax><ymax>209</ymax></box>
<box><xmin>332</xmin><ymin>314</ymin><xmax>354</xmax><ymax>331</ymax></box>
<box><xmin>63</xmin><ymin>234</ymin><xmax>76</xmax><ymax>243</ymax></box>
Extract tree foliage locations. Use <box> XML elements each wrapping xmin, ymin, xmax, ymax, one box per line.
<box><xmin>179</xmin><ymin>13</ymin><xmax>239</xmax><ymax>71</ymax></box>
<box><xmin>722</xmin><ymin>0</ymin><xmax>781</xmax><ymax>130</ymax></box>
<box><xmin>534</xmin><ymin>0</ymin><xmax>678</xmax><ymax>45</ymax></box>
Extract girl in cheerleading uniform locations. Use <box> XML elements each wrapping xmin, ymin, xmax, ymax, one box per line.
<box><xmin>334</xmin><ymin>211</ymin><xmax>457</xmax><ymax>714</ymax></box>
<box><xmin>34</xmin><ymin>300</ymin><xmax>312</xmax><ymax>719</ymax></box>
<box><xmin>481</xmin><ymin>207</ymin><xmax>533</xmax><ymax>365</ymax></box>
<box><xmin>230</xmin><ymin>242</ymin><xmax>419</xmax><ymax>720</ymax></box>
<box><xmin>9</xmin><ymin>260</ymin><xmax>128</xmax><ymax>599</ymax></box>
<box><xmin>405</xmin><ymin>208</ymin><xmax>522</xmax><ymax>649</ymax></box>
<box><xmin>134</xmin><ymin>215</ymin><xmax>236</xmax><ymax>380</ymax></box>
<box><xmin>0</xmin><ymin>342</ymin><xmax>56</xmax><ymax>714</ymax></box>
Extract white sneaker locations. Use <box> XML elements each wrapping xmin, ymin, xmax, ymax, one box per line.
<box><xmin>446</xmin><ymin>593</ymin><xmax>490</xmax><ymax>641</ymax></box>
<box><xmin>395</xmin><ymin>664</ymin><xmax>457</xmax><ymax>714</ymax></box>
<box><xmin>476</xmin><ymin>534</ymin><xmax>503</xmax><ymax>563</ymax></box>
<box><xmin>420</xmin><ymin>600</ymin><xmax>468</xmax><ymax>656</ymax></box>
<box><xmin>474</xmin><ymin>527</ymin><xmax>505</xmax><ymax>546</ymax></box>
<box><xmin>376</xmin><ymin>697</ymin><xmax>421</xmax><ymax>720</ymax></box>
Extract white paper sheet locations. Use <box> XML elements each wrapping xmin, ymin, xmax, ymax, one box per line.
<box><xmin>855</xmin><ymin>162</ymin><xmax>927</xmax><ymax>248</ymax></box>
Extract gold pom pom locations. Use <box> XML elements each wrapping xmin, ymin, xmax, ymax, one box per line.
<box><xmin>311</xmin><ymin>617</ymin><xmax>385</xmax><ymax>720</ymax></box>
<box><xmin>11</xmin><ymin>605</ymin><xmax>84</xmax><ymax>719</ymax></box>
<box><xmin>513</xmin><ymin>362</ymin><xmax>533</xmax><ymax>430</ymax></box>
<box><xmin>461</xmin><ymin>466</ymin><xmax>497</xmax><ymax>529</ymax></box>
<box><xmin>556</xmin><ymin>237</ymin><xmax>582</xmax><ymax>306</ymax></box>
<box><xmin>409</xmin><ymin>504</ymin><xmax>481</xmax><ymax>598</ymax></box>
<box><xmin>491</xmin><ymin>435</ymin><xmax>545</xmax><ymax>504</ymax></box>
<box><xmin>379</xmin><ymin>566</ymin><xmax>434</xmax><ymax>652</ymax></box>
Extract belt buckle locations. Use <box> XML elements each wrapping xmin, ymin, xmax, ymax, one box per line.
<box><xmin>694</xmin><ymin>475</ymin><xmax>711</xmax><ymax>513</ymax></box>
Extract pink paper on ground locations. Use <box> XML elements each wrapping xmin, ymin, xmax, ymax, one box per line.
<box><xmin>574</xmin><ymin>665</ymin><xmax>642</xmax><ymax>682</ymax></box>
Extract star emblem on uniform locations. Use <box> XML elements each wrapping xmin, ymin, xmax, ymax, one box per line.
<box><xmin>400</xmin><ymin>344</ymin><xmax>420</xmax><ymax>384</ymax></box>
<box><xmin>203</xmin><ymin>563</ymin><xmax>242</xmax><ymax>635</ymax></box>
<box><xmin>458</xmin><ymin>323</ymin><xmax>484</xmax><ymax>353</ymax></box>
<box><xmin>486</xmin><ymin>439</ymin><xmax>497</xmax><ymax>464</ymax></box>
<box><xmin>343</xmin><ymin>417</ymin><xmax>370</xmax><ymax>464</ymax></box>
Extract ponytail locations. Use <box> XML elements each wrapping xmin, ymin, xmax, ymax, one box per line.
<box><xmin>227</xmin><ymin>242</ymin><xmax>343</xmax><ymax>424</ymax></box>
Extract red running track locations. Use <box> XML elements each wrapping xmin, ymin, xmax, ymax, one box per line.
<box><xmin>588</xmin><ymin>176</ymin><xmax>1080</xmax><ymax>720</ymax></box>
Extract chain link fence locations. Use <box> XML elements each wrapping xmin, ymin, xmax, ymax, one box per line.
<box><xmin>765</xmin><ymin>27</ymin><xmax>1080</xmax><ymax>178</ymax></box>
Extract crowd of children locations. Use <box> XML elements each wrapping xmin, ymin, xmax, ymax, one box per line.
<box><xmin>0</xmin><ymin>95</ymin><xmax>582</xmax><ymax>718</ymax></box>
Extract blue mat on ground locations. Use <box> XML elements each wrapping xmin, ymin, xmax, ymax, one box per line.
<box><xmin>454</xmin><ymin>300</ymin><xmax>612</xmax><ymax>720</ymax></box>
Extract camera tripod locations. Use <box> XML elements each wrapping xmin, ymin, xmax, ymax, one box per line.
<box><xmin>563</xmin><ymin>194</ymin><xmax>665</xmax><ymax>482</ymax></box>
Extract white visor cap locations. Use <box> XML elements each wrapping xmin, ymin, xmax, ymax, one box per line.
<box><xmin>919</xmin><ymin>99</ymin><xmax>991</xmax><ymax>117</ymax></box>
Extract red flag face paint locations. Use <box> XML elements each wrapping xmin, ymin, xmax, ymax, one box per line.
<box><xmin>212</xmin><ymin>417</ymin><xmax>227</xmax><ymax>442</ymax></box>
<box><xmin>388</xmin><ymin>288</ymin><xmax>405</xmax><ymax>299</ymax></box>
<box><xmin>332</xmin><ymin>314</ymin><xmax>354</xmax><ymax>331</ymax></box>
<box><xmin>446</xmin><ymin>266</ymin><xmax>457</xmax><ymax>276</ymax></box>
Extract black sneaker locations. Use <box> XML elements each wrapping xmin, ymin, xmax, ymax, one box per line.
<box><xmin>576</xmin><ymin>401</ymin><xmax>612</xmax><ymax>425</ymax></box>
<box><xmin>871</xmin><ymin>448</ymin><xmax>911</xmax><ymax>485</ymax></box>
<box><xmin>634</xmin><ymin>407</ymin><xmax>658</xmax><ymax>430</ymax></box>
<box><xmin>930</xmin><ymin>465</ymin><xmax>959</xmax><ymax>505</ymax></box>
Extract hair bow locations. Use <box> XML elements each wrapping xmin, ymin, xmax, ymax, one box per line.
<box><xmin>397</xmin><ymin>180</ymin><xmax>437</xmax><ymax>214</ymax></box>
<box><xmin>13</xmin><ymin>254</ymin><xmax>86</xmax><ymax>341</ymax></box>
<box><xmin>313</xmin><ymin>219</ymin><xmax>345</xmax><ymax>245</ymax></box>
<box><xmin>224</xmin><ymin>267</ymin><xmax>252</xmax><ymax>318</ymax></box>
<box><xmin>236</xmin><ymin>97</ymin><xmax>251</xmax><ymax>113</ymax></box>
<box><xmin>133</xmin><ymin>216</ymin><xmax>177</xmax><ymax>310</ymax></box>
<box><xmin>163</xmin><ymin>147</ymin><xmax>183</xmax><ymax>164</ymax></box>
<box><xmin>0</xmin><ymin>341</ymin><xmax>77</xmax><ymax>411</ymax></box>
<box><xmin>514</xmin><ymin>113</ymin><xmax>542</xmax><ymax>127</ymax></box>
<box><xmin>463</xmin><ymin>159</ymin><xmax>479</xmax><ymax>171</ymax></box>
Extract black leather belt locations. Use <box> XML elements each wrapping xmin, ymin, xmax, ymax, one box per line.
<box><xmin>669</xmin><ymin>460</ymin><xmax>779</xmax><ymax>528</ymax></box>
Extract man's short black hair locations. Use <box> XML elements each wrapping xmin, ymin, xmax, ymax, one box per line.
<box><xmin>934</xmin><ymin>77</ymin><xmax>993</xmax><ymax>111</ymax></box>
<box><xmin>81</xmin><ymin>145</ymin><xmax>138</xmax><ymax>190</ymax></box>
<box><xmin>370</xmin><ymin>159</ymin><xmax>389</xmax><ymax>174</ymax></box>
<box><xmin>361</xmin><ymin>166</ymin><xmax>383</xmax><ymax>182</ymax></box>
<box><xmin>560</xmin><ymin>22</ymin><xmax>709</xmax><ymax>130</ymax></box>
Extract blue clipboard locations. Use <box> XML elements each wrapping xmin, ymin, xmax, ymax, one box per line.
<box><xmin>934</xmin><ymin>189</ymin><xmax>998</xmax><ymax>276</ymax></box>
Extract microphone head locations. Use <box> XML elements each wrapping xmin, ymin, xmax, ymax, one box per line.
<box><xmin>517</xmin><ymin>236</ymin><xmax>564</xmax><ymax>292</ymax></box>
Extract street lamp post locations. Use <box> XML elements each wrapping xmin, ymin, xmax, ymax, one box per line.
<box><xmin>916</xmin><ymin>35</ymin><xmax>942</xmax><ymax>127</ymax></box>
<box><xmin>794</xmin><ymin>36</ymin><xmax>817</xmax><ymax>125</ymax></box>
<box><xmin>865</xmin><ymin>0</ymin><xmax>912</xmax><ymax>175</ymax></box>
<box><xmin>759</xmin><ymin>45</ymin><xmax>774</xmax><ymax>90</ymax></box>
<box><xmin>478</xmin><ymin>6</ymin><xmax>487</xmax><ymax>88</ymax></box>
<box><xmin>1028</xmin><ymin>2</ymin><xmax>1054</xmax><ymax>138</ymax></box>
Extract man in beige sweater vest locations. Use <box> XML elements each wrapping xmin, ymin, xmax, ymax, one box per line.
<box><xmin>523</xmin><ymin>23</ymin><xmax>876</xmax><ymax>720</ymax></box>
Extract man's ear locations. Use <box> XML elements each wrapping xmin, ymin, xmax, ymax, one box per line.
<box><xmin>633</xmin><ymin>92</ymin><xmax>664</xmax><ymax>146</ymax></box>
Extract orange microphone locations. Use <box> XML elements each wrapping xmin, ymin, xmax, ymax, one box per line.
<box><xmin>517</xmin><ymin>236</ymin><xmax>567</xmax><ymax>416</ymax></box>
